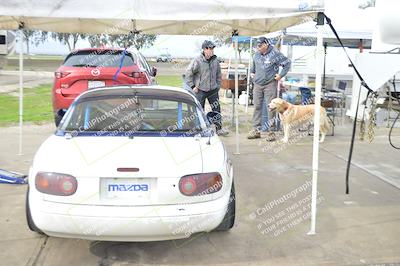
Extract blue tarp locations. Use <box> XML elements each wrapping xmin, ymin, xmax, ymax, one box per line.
<box><xmin>231</xmin><ymin>36</ymin><xmax>252</xmax><ymax>44</ymax></box>
<box><xmin>0</xmin><ymin>169</ymin><xmax>27</xmax><ymax>184</ymax></box>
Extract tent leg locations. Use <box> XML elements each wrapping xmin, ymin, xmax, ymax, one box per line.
<box><xmin>18</xmin><ymin>29</ymin><xmax>24</xmax><ymax>156</ymax></box>
<box><xmin>245</xmin><ymin>37</ymin><xmax>252</xmax><ymax>113</ymax></box>
<box><xmin>227</xmin><ymin>54</ymin><xmax>234</xmax><ymax>127</ymax></box>
<box><xmin>231</xmin><ymin>92</ymin><xmax>235</xmax><ymax>127</ymax></box>
<box><xmin>308</xmin><ymin>22</ymin><xmax>324</xmax><ymax>236</ymax></box>
<box><xmin>234</xmin><ymin>37</ymin><xmax>240</xmax><ymax>155</ymax></box>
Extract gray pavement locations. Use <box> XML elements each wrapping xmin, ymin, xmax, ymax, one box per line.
<box><xmin>0</xmin><ymin>122</ymin><xmax>399</xmax><ymax>266</ymax></box>
<box><xmin>0</xmin><ymin>70</ymin><xmax>53</xmax><ymax>94</ymax></box>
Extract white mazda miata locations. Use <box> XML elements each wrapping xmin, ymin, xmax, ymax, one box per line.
<box><xmin>26</xmin><ymin>85</ymin><xmax>235</xmax><ymax>241</ymax></box>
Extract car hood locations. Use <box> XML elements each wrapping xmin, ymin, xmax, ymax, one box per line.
<box><xmin>33</xmin><ymin>135</ymin><xmax>203</xmax><ymax>177</ymax></box>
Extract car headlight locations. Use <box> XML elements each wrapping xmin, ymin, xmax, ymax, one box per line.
<box><xmin>35</xmin><ymin>172</ymin><xmax>78</xmax><ymax>196</ymax></box>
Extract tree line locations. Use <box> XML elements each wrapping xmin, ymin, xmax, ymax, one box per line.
<box><xmin>20</xmin><ymin>30</ymin><xmax>157</xmax><ymax>54</ymax></box>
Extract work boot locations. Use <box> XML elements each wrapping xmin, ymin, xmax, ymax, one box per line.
<box><xmin>247</xmin><ymin>130</ymin><xmax>261</xmax><ymax>139</ymax></box>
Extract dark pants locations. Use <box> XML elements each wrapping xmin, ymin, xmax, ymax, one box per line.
<box><xmin>195</xmin><ymin>89</ymin><xmax>222</xmax><ymax>130</ymax></box>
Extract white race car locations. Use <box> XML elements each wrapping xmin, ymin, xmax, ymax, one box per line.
<box><xmin>26</xmin><ymin>85</ymin><xmax>235</xmax><ymax>241</ymax></box>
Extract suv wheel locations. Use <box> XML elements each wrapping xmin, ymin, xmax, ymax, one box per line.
<box><xmin>54</xmin><ymin>110</ymin><xmax>65</xmax><ymax>127</ymax></box>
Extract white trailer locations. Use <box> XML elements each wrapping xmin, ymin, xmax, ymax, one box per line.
<box><xmin>0</xmin><ymin>30</ymin><xmax>7</xmax><ymax>68</ymax></box>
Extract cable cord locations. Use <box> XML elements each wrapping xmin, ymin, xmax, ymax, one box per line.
<box><xmin>389</xmin><ymin>76</ymin><xmax>400</xmax><ymax>149</ymax></box>
<box><xmin>323</xmin><ymin>12</ymin><xmax>373</xmax><ymax>194</ymax></box>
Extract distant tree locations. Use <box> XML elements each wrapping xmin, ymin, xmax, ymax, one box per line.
<box><xmin>87</xmin><ymin>34</ymin><xmax>110</xmax><ymax>48</ymax></box>
<box><xmin>50</xmin><ymin>33</ymin><xmax>87</xmax><ymax>51</ymax></box>
<box><xmin>214</xmin><ymin>36</ymin><xmax>250</xmax><ymax>63</ymax></box>
<box><xmin>33</xmin><ymin>31</ymin><xmax>49</xmax><ymax>46</ymax></box>
<box><xmin>21</xmin><ymin>29</ymin><xmax>36</xmax><ymax>55</ymax></box>
<box><xmin>108</xmin><ymin>32</ymin><xmax>157</xmax><ymax>50</ymax></box>
<box><xmin>21</xmin><ymin>30</ymin><xmax>49</xmax><ymax>56</ymax></box>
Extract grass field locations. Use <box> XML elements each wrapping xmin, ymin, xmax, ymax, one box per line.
<box><xmin>0</xmin><ymin>85</ymin><xmax>53</xmax><ymax>126</ymax></box>
<box><xmin>156</xmin><ymin>75</ymin><xmax>182</xmax><ymax>87</ymax></box>
<box><xmin>0</xmin><ymin>75</ymin><xmax>182</xmax><ymax>126</ymax></box>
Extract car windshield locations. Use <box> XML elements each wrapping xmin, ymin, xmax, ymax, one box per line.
<box><xmin>59</xmin><ymin>95</ymin><xmax>208</xmax><ymax>135</ymax></box>
<box><xmin>63</xmin><ymin>50</ymin><xmax>135</xmax><ymax>68</ymax></box>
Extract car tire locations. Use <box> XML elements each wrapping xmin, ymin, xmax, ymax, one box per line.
<box><xmin>54</xmin><ymin>112</ymin><xmax>63</xmax><ymax>127</ymax></box>
<box><xmin>26</xmin><ymin>187</ymin><xmax>44</xmax><ymax>234</ymax></box>
<box><xmin>215</xmin><ymin>182</ymin><xmax>236</xmax><ymax>231</ymax></box>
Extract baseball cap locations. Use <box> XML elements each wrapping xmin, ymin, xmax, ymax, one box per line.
<box><xmin>202</xmin><ymin>40</ymin><xmax>216</xmax><ymax>49</ymax></box>
<box><xmin>256</xmin><ymin>37</ymin><xmax>270</xmax><ymax>45</ymax></box>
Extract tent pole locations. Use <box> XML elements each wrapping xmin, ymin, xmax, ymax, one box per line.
<box><xmin>308</xmin><ymin>18</ymin><xmax>324</xmax><ymax>236</ymax></box>
<box><xmin>228</xmin><ymin>49</ymin><xmax>234</xmax><ymax>127</ymax></box>
<box><xmin>18</xmin><ymin>29</ymin><xmax>24</xmax><ymax>156</ymax></box>
<box><xmin>234</xmin><ymin>36</ymin><xmax>240</xmax><ymax>155</ymax></box>
<box><xmin>245</xmin><ymin>37</ymin><xmax>252</xmax><ymax>113</ymax></box>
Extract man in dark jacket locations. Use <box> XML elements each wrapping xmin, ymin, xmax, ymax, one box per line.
<box><xmin>185</xmin><ymin>40</ymin><xmax>228</xmax><ymax>136</ymax></box>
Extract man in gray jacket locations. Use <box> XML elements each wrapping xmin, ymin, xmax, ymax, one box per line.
<box><xmin>248</xmin><ymin>37</ymin><xmax>291</xmax><ymax>140</ymax></box>
<box><xmin>185</xmin><ymin>40</ymin><xmax>228</xmax><ymax>136</ymax></box>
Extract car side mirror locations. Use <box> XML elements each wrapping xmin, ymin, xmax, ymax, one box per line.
<box><xmin>151</xmin><ymin>66</ymin><xmax>157</xmax><ymax>77</ymax></box>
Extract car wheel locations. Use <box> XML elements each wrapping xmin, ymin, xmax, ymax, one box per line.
<box><xmin>215</xmin><ymin>182</ymin><xmax>235</xmax><ymax>231</ymax></box>
<box><xmin>26</xmin><ymin>187</ymin><xmax>44</xmax><ymax>234</ymax></box>
<box><xmin>54</xmin><ymin>112</ymin><xmax>63</xmax><ymax>127</ymax></box>
<box><xmin>54</xmin><ymin>114</ymin><xmax>62</xmax><ymax>127</ymax></box>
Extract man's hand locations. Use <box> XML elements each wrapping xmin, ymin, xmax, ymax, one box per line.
<box><xmin>274</xmin><ymin>74</ymin><xmax>281</xmax><ymax>81</ymax></box>
<box><xmin>193</xmin><ymin>87</ymin><xmax>199</xmax><ymax>93</ymax></box>
<box><xmin>250</xmin><ymin>73</ymin><xmax>255</xmax><ymax>79</ymax></box>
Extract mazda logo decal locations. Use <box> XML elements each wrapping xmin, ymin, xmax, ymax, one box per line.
<box><xmin>91</xmin><ymin>68</ymin><xmax>100</xmax><ymax>77</ymax></box>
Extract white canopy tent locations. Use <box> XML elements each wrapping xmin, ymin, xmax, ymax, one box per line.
<box><xmin>0</xmin><ymin>0</ymin><xmax>323</xmax><ymax>35</ymax></box>
<box><xmin>0</xmin><ymin>0</ymin><xmax>324</xmax><ymax>234</ymax></box>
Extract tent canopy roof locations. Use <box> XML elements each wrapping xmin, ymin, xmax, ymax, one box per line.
<box><xmin>0</xmin><ymin>0</ymin><xmax>324</xmax><ymax>35</ymax></box>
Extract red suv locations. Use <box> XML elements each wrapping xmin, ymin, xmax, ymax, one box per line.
<box><xmin>52</xmin><ymin>48</ymin><xmax>156</xmax><ymax>125</ymax></box>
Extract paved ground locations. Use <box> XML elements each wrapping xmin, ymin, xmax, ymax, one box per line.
<box><xmin>0</xmin><ymin>118</ymin><xmax>399</xmax><ymax>265</ymax></box>
<box><xmin>0</xmin><ymin>70</ymin><xmax>53</xmax><ymax>94</ymax></box>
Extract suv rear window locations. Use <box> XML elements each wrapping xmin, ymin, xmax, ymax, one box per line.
<box><xmin>63</xmin><ymin>50</ymin><xmax>135</xmax><ymax>68</ymax></box>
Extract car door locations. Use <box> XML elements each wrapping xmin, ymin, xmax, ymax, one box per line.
<box><xmin>138</xmin><ymin>53</ymin><xmax>156</xmax><ymax>84</ymax></box>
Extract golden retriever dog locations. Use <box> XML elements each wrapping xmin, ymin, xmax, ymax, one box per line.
<box><xmin>268</xmin><ymin>98</ymin><xmax>330</xmax><ymax>143</ymax></box>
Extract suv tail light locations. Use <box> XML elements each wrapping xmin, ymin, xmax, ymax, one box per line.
<box><xmin>35</xmin><ymin>172</ymin><xmax>77</xmax><ymax>196</ymax></box>
<box><xmin>122</xmin><ymin>71</ymin><xmax>148</xmax><ymax>84</ymax></box>
<box><xmin>55</xmin><ymin>72</ymin><xmax>71</xmax><ymax>79</ymax></box>
<box><xmin>179</xmin><ymin>172</ymin><xmax>223</xmax><ymax>196</ymax></box>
